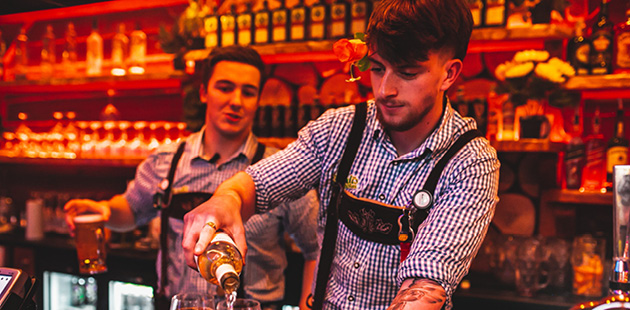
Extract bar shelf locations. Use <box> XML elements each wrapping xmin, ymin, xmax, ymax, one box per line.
<box><xmin>491</xmin><ymin>139</ymin><xmax>566</xmax><ymax>153</ymax></box>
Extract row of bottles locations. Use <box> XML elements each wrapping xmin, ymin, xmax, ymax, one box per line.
<box><xmin>564</xmin><ymin>100</ymin><xmax>628</xmax><ymax>192</ymax></box>
<box><xmin>198</xmin><ymin>0</ymin><xmax>374</xmax><ymax>48</ymax></box>
<box><xmin>1</xmin><ymin>19</ymin><xmax>147</xmax><ymax>81</ymax></box>
<box><xmin>468</xmin><ymin>0</ymin><xmax>508</xmax><ymax>28</ymax></box>
<box><xmin>567</xmin><ymin>0</ymin><xmax>630</xmax><ymax>75</ymax></box>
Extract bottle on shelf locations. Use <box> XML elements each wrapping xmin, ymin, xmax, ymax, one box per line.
<box><xmin>605</xmin><ymin>99</ymin><xmax>628</xmax><ymax>189</ymax></box>
<box><xmin>237</xmin><ymin>2</ymin><xmax>254</xmax><ymax>46</ymax></box>
<box><xmin>41</xmin><ymin>24</ymin><xmax>56</xmax><ymax>79</ymax></box>
<box><xmin>220</xmin><ymin>5</ymin><xmax>237</xmax><ymax>46</ymax></box>
<box><xmin>581</xmin><ymin>106</ymin><xmax>606</xmax><ymax>192</ymax></box>
<box><xmin>484</xmin><ymin>0</ymin><xmax>507</xmax><ymax>27</ymax></box>
<box><xmin>62</xmin><ymin>22</ymin><xmax>78</xmax><ymax>77</ymax></box>
<box><xmin>614</xmin><ymin>7</ymin><xmax>630</xmax><ymax>73</ymax></box>
<box><xmin>589</xmin><ymin>0</ymin><xmax>613</xmax><ymax>75</ymax></box>
<box><xmin>128</xmin><ymin>22</ymin><xmax>147</xmax><ymax>75</ymax></box>
<box><xmin>204</xmin><ymin>0</ymin><xmax>221</xmax><ymax>48</ymax></box>
<box><xmin>111</xmin><ymin>23</ymin><xmax>129</xmax><ymax>76</ymax></box>
<box><xmin>329</xmin><ymin>0</ymin><xmax>350</xmax><ymax>39</ymax></box>
<box><xmin>271</xmin><ymin>0</ymin><xmax>290</xmax><ymax>43</ymax></box>
<box><xmin>350</xmin><ymin>0</ymin><xmax>370</xmax><ymax>36</ymax></box>
<box><xmin>254</xmin><ymin>0</ymin><xmax>272</xmax><ymax>45</ymax></box>
<box><xmin>468</xmin><ymin>0</ymin><xmax>484</xmax><ymax>28</ymax></box>
<box><xmin>86</xmin><ymin>19</ymin><xmax>103</xmax><ymax>76</ymax></box>
<box><xmin>309</xmin><ymin>0</ymin><xmax>329</xmax><ymax>40</ymax></box>
<box><xmin>568</xmin><ymin>19</ymin><xmax>591</xmax><ymax>76</ymax></box>
<box><xmin>289</xmin><ymin>0</ymin><xmax>309</xmax><ymax>42</ymax></box>
<box><xmin>486</xmin><ymin>85</ymin><xmax>507</xmax><ymax>141</ymax></box>
<box><xmin>565</xmin><ymin>108</ymin><xmax>585</xmax><ymax>190</ymax></box>
<box><xmin>14</xmin><ymin>27</ymin><xmax>28</xmax><ymax>81</ymax></box>
<box><xmin>195</xmin><ymin>231</ymin><xmax>242</xmax><ymax>301</ymax></box>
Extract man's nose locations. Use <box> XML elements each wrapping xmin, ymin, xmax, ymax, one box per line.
<box><xmin>229</xmin><ymin>89</ymin><xmax>243</xmax><ymax>107</ymax></box>
<box><xmin>377</xmin><ymin>71</ymin><xmax>398</xmax><ymax>99</ymax></box>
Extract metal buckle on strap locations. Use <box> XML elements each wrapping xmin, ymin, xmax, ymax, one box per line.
<box><xmin>398</xmin><ymin>207</ymin><xmax>414</xmax><ymax>243</ymax></box>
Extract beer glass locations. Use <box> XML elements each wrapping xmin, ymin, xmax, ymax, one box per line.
<box><xmin>170</xmin><ymin>293</ymin><xmax>214</xmax><ymax>310</ymax></box>
<box><xmin>73</xmin><ymin>214</ymin><xmax>107</xmax><ymax>274</ymax></box>
<box><xmin>216</xmin><ymin>298</ymin><xmax>261</xmax><ymax>310</ymax></box>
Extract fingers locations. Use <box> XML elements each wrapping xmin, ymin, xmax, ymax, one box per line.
<box><xmin>63</xmin><ymin>199</ymin><xmax>110</xmax><ymax>236</ymax></box>
<box><xmin>182</xmin><ymin>212</ymin><xmax>205</xmax><ymax>269</ymax></box>
<box><xmin>195</xmin><ymin>220</ymin><xmax>217</xmax><ymax>254</ymax></box>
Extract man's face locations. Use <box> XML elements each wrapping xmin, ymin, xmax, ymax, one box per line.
<box><xmin>368</xmin><ymin>50</ymin><xmax>454</xmax><ymax>132</ymax></box>
<box><xmin>202</xmin><ymin>61</ymin><xmax>261</xmax><ymax>138</ymax></box>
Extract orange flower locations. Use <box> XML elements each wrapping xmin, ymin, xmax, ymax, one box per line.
<box><xmin>333</xmin><ymin>38</ymin><xmax>368</xmax><ymax>64</ymax></box>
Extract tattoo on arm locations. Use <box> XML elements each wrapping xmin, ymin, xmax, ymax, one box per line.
<box><xmin>387</xmin><ymin>278</ymin><xmax>446</xmax><ymax>310</ymax></box>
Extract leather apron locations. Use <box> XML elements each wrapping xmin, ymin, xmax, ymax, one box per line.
<box><xmin>153</xmin><ymin>141</ymin><xmax>266</xmax><ymax>310</ymax></box>
<box><xmin>310</xmin><ymin>101</ymin><xmax>481</xmax><ymax>309</ymax></box>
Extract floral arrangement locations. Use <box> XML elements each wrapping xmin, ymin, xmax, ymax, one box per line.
<box><xmin>333</xmin><ymin>33</ymin><xmax>369</xmax><ymax>82</ymax></box>
<box><xmin>494</xmin><ymin>50</ymin><xmax>576</xmax><ymax>107</ymax></box>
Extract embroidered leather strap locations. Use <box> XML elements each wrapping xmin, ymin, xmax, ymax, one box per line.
<box><xmin>312</xmin><ymin>102</ymin><xmax>367</xmax><ymax>310</ymax></box>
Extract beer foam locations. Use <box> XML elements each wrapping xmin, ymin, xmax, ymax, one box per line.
<box><xmin>74</xmin><ymin>214</ymin><xmax>104</xmax><ymax>223</ymax></box>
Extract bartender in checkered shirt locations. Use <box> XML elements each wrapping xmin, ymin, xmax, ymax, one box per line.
<box><xmin>182</xmin><ymin>0</ymin><xmax>500</xmax><ymax>309</ymax></box>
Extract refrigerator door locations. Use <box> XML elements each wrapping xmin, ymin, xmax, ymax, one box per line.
<box><xmin>43</xmin><ymin>271</ymin><xmax>97</xmax><ymax>310</ymax></box>
<box><xmin>108</xmin><ymin>280</ymin><xmax>154</xmax><ymax>310</ymax></box>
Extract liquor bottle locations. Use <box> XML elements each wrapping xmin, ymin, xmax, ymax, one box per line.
<box><xmin>614</xmin><ymin>8</ymin><xmax>630</xmax><ymax>73</ymax></box>
<box><xmin>221</xmin><ymin>5</ymin><xmax>237</xmax><ymax>46</ymax></box>
<box><xmin>484</xmin><ymin>0</ymin><xmax>507</xmax><ymax>27</ymax></box>
<box><xmin>254</xmin><ymin>0</ymin><xmax>272</xmax><ymax>44</ymax></box>
<box><xmin>86</xmin><ymin>19</ymin><xmax>103</xmax><ymax>76</ymax></box>
<box><xmin>350</xmin><ymin>0</ymin><xmax>370</xmax><ymax>36</ymax></box>
<box><xmin>329</xmin><ymin>0</ymin><xmax>350</xmax><ymax>39</ymax></box>
<box><xmin>14</xmin><ymin>27</ymin><xmax>28</xmax><ymax>80</ymax></box>
<box><xmin>290</xmin><ymin>0</ymin><xmax>309</xmax><ymax>42</ymax></box>
<box><xmin>62</xmin><ymin>22</ymin><xmax>78</xmax><ymax>77</ymax></box>
<box><xmin>129</xmin><ymin>22</ymin><xmax>147</xmax><ymax>74</ymax></box>
<box><xmin>196</xmin><ymin>232</ymin><xmax>242</xmax><ymax>296</ymax></box>
<box><xmin>605</xmin><ymin>99</ymin><xmax>629</xmax><ymax>188</ymax></box>
<box><xmin>204</xmin><ymin>1</ymin><xmax>221</xmax><ymax>48</ymax></box>
<box><xmin>237</xmin><ymin>2</ymin><xmax>254</xmax><ymax>46</ymax></box>
<box><xmin>41</xmin><ymin>24</ymin><xmax>55</xmax><ymax>79</ymax></box>
<box><xmin>468</xmin><ymin>0</ymin><xmax>484</xmax><ymax>28</ymax></box>
<box><xmin>589</xmin><ymin>0</ymin><xmax>613</xmax><ymax>75</ymax></box>
<box><xmin>271</xmin><ymin>0</ymin><xmax>290</xmax><ymax>43</ymax></box>
<box><xmin>565</xmin><ymin>108</ymin><xmax>586</xmax><ymax>189</ymax></box>
<box><xmin>309</xmin><ymin>0</ymin><xmax>329</xmax><ymax>40</ymax></box>
<box><xmin>111</xmin><ymin>23</ymin><xmax>129</xmax><ymax>76</ymax></box>
<box><xmin>568</xmin><ymin>19</ymin><xmax>591</xmax><ymax>76</ymax></box>
<box><xmin>581</xmin><ymin>106</ymin><xmax>606</xmax><ymax>192</ymax></box>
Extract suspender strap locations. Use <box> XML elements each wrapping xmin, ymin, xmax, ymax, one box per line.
<box><xmin>158</xmin><ymin>141</ymin><xmax>187</xmax><ymax>295</ymax></box>
<box><xmin>252</xmin><ymin>142</ymin><xmax>266</xmax><ymax>165</ymax></box>
<box><xmin>312</xmin><ymin>102</ymin><xmax>367</xmax><ymax>310</ymax></box>
<box><xmin>410</xmin><ymin>130</ymin><xmax>482</xmax><ymax>231</ymax></box>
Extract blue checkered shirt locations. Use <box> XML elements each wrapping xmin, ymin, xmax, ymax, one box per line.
<box><xmin>247</xmin><ymin>100</ymin><xmax>500</xmax><ymax>310</ymax></box>
<box><xmin>125</xmin><ymin>129</ymin><xmax>319</xmax><ymax>300</ymax></box>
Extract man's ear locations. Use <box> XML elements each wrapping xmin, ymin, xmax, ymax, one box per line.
<box><xmin>199</xmin><ymin>84</ymin><xmax>207</xmax><ymax>103</ymax></box>
<box><xmin>440</xmin><ymin>59</ymin><xmax>463</xmax><ymax>92</ymax></box>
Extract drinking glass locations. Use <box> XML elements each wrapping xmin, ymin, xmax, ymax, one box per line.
<box><xmin>216</xmin><ymin>298</ymin><xmax>261</xmax><ymax>310</ymax></box>
<box><xmin>73</xmin><ymin>214</ymin><xmax>107</xmax><ymax>274</ymax></box>
<box><xmin>170</xmin><ymin>293</ymin><xmax>214</xmax><ymax>310</ymax></box>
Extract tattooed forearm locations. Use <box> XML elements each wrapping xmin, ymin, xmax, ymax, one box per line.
<box><xmin>387</xmin><ymin>278</ymin><xmax>446</xmax><ymax>310</ymax></box>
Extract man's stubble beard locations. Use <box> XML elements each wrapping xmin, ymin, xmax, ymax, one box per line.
<box><xmin>375</xmin><ymin>98</ymin><xmax>430</xmax><ymax>132</ymax></box>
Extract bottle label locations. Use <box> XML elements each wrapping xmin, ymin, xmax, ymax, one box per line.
<box><xmin>470</xmin><ymin>3</ymin><xmax>482</xmax><ymax>27</ymax></box>
<box><xmin>310</xmin><ymin>6</ymin><xmax>326</xmax><ymax>39</ymax></box>
<box><xmin>215</xmin><ymin>263</ymin><xmax>238</xmax><ymax>284</ymax></box>
<box><xmin>272</xmin><ymin>11</ymin><xmax>287</xmax><ymax>42</ymax></box>
<box><xmin>485</xmin><ymin>0</ymin><xmax>505</xmax><ymax>26</ymax></box>
<box><xmin>350</xmin><ymin>2</ymin><xmax>367</xmax><ymax>35</ymax></box>
<box><xmin>254</xmin><ymin>13</ymin><xmax>270</xmax><ymax>44</ymax></box>
<box><xmin>205</xmin><ymin>17</ymin><xmax>219</xmax><ymax>48</ymax></box>
<box><xmin>291</xmin><ymin>8</ymin><xmax>306</xmax><ymax>40</ymax></box>
<box><xmin>237</xmin><ymin>15</ymin><xmax>252</xmax><ymax>45</ymax></box>
<box><xmin>330</xmin><ymin>3</ymin><xmax>347</xmax><ymax>38</ymax></box>
<box><xmin>212</xmin><ymin>232</ymin><xmax>237</xmax><ymax>246</ymax></box>
<box><xmin>607</xmin><ymin>146</ymin><xmax>629</xmax><ymax>173</ymax></box>
<box><xmin>221</xmin><ymin>16</ymin><xmax>236</xmax><ymax>46</ymax></box>
<box><xmin>617</xmin><ymin>32</ymin><xmax>630</xmax><ymax>69</ymax></box>
<box><xmin>592</xmin><ymin>33</ymin><xmax>612</xmax><ymax>52</ymax></box>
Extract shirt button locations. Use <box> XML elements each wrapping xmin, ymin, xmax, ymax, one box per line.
<box><xmin>348</xmin><ymin>295</ymin><xmax>355</xmax><ymax>302</ymax></box>
<box><xmin>353</xmin><ymin>262</ymin><xmax>360</xmax><ymax>268</ymax></box>
<box><xmin>392</xmin><ymin>161</ymin><xmax>399</xmax><ymax>166</ymax></box>
<box><xmin>379</xmin><ymin>194</ymin><xmax>385</xmax><ymax>200</ymax></box>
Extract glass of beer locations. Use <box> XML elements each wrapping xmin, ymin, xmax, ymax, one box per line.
<box><xmin>170</xmin><ymin>293</ymin><xmax>214</xmax><ymax>310</ymax></box>
<box><xmin>73</xmin><ymin>214</ymin><xmax>107</xmax><ymax>274</ymax></box>
<box><xmin>216</xmin><ymin>298</ymin><xmax>261</xmax><ymax>310</ymax></box>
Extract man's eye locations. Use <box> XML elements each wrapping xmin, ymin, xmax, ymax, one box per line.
<box><xmin>399</xmin><ymin>72</ymin><xmax>418</xmax><ymax>79</ymax></box>
<box><xmin>217</xmin><ymin>86</ymin><xmax>234</xmax><ymax>93</ymax></box>
<box><xmin>370</xmin><ymin>67</ymin><xmax>384</xmax><ymax>74</ymax></box>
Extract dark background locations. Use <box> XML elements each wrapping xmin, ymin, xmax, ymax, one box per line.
<box><xmin>1</xmin><ymin>0</ymin><xmax>111</xmax><ymax>15</ymax></box>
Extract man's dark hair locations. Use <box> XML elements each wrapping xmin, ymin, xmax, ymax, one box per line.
<box><xmin>201</xmin><ymin>45</ymin><xmax>266</xmax><ymax>91</ymax></box>
<box><xmin>365</xmin><ymin>0</ymin><xmax>473</xmax><ymax>66</ymax></box>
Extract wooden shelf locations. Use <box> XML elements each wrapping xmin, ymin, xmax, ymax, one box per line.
<box><xmin>542</xmin><ymin>188</ymin><xmax>613</xmax><ymax>206</ymax></box>
<box><xmin>491</xmin><ymin>139</ymin><xmax>566</xmax><ymax>153</ymax></box>
<box><xmin>564</xmin><ymin>73</ymin><xmax>630</xmax><ymax>99</ymax></box>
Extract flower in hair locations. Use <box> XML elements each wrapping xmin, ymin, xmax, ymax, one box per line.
<box><xmin>333</xmin><ymin>33</ymin><xmax>370</xmax><ymax>82</ymax></box>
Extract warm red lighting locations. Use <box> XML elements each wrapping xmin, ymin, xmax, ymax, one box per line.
<box><xmin>18</xmin><ymin>113</ymin><xmax>27</xmax><ymax>121</ymax></box>
<box><xmin>111</xmin><ymin>68</ymin><xmax>127</xmax><ymax>76</ymax></box>
<box><xmin>129</xmin><ymin>66</ymin><xmax>145</xmax><ymax>75</ymax></box>
<box><xmin>53</xmin><ymin>112</ymin><xmax>63</xmax><ymax>120</ymax></box>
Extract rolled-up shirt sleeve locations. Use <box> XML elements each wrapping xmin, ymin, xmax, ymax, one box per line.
<box><xmin>398</xmin><ymin>140</ymin><xmax>500</xmax><ymax>307</ymax></box>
